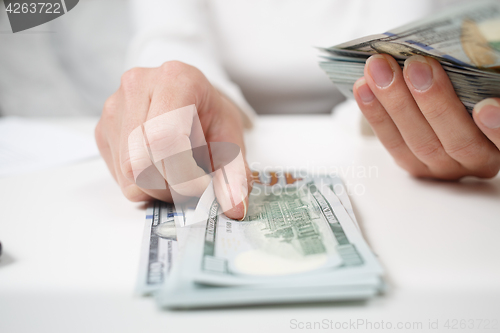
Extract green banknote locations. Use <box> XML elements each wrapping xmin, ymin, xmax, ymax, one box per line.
<box><xmin>154</xmin><ymin>173</ymin><xmax>383</xmax><ymax>309</ymax></box>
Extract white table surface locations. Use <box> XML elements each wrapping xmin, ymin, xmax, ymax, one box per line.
<box><xmin>1</xmin><ymin>111</ymin><xmax>500</xmax><ymax>333</ymax></box>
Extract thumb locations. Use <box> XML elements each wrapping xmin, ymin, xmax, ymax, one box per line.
<box><xmin>208</xmin><ymin>94</ymin><xmax>252</xmax><ymax>220</ymax></box>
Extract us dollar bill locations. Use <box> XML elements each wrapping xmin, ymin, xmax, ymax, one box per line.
<box><xmin>136</xmin><ymin>172</ymin><xmax>360</xmax><ymax>296</ymax></box>
<box><xmin>155</xmin><ymin>173</ymin><xmax>383</xmax><ymax>309</ymax></box>
<box><xmin>319</xmin><ymin>0</ymin><xmax>500</xmax><ymax>112</ymax></box>
<box><xmin>136</xmin><ymin>201</ymin><xmax>191</xmax><ymax>295</ymax></box>
<box><xmin>193</xmin><ymin>179</ymin><xmax>382</xmax><ymax>286</ymax></box>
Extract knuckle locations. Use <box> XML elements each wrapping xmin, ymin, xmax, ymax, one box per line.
<box><xmin>147</xmin><ymin>129</ymin><xmax>187</xmax><ymax>153</ymax></box>
<box><xmin>120</xmin><ymin>67</ymin><xmax>144</xmax><ymax>92</ymax></box>
<box><xmin>445</xmin><ymin>138</ymin><xmax>483</xmax><ymax>161</ymax></box>
<box><xmin>420</xmin><ymin>101</ymin><xmax>449</xmax><ymax>122</ymax></box>
<box><xmin>163</xmin><ymin>60</ymin><xmax>184</xmax><ymax>68</ymax></box>
<box><xmin>383</xmin><ymin>137</ymin><xmax>407</xmax><ymax>154</ymax></box>
<box><xmin>101</xmin><ymin>100</ymin><xmax>118</xmax><ymax>124</ymax></box>
<box><xmin>103</xmin><ymin>94</ymin><xmax>118</xmax><ymax>114</ymax></box>
<box><xmin>363</xmin><ymin>108</ymin><xmax>388</xmax><ymax>127</ymax></box>
<box><xmin>99</xmin><ymin>95</ymin><xmax>119</xmax><ymax>135</ymax></box>
<box><xmin>384</xmin><ymin>98</ymin><xmax>408</xmax><ymax>119</ymax></box>
<box><xmin>160</xmin><ymin>60</ymin><xmax>190</xmax><ymax>73</ymax></box>
<box><xmin>159</xmin><ymin>61</ymin><xmax>206</xmax><ymax>90</ymax></box>
<box><xmin>411</xmin><ymin>139</ymin><xmax>443</xmax><ymax>160</ymax></box>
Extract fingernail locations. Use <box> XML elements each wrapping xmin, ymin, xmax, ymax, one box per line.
<box><xmin>367</xmin><ymin>55</ymin><xmax>394</xmax><ymax>88</ymax></box>
<box><xmin>355</xmin><ymin>78</ymin><xmax>375</xmax><ymax>103</ymax></box>
<box><xmin>474</xmin><ymin>98</ymin><xmax>500</xmax><ymax>129</ymax></box>
<box><xmin>405</xmin><ymin>55</ymin><xmax>433</xmax><ymax>91</ymax></box>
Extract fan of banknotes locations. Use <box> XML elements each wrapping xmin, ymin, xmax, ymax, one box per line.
<box><xmin>319</xmin><ymin>0</ymin><xmax>500</xmax><ymax>113</ymax></box>
<box><xmin>136</xmin><ymin>172</ymin><xmax>384</xmax><ymax>309</ymax></box>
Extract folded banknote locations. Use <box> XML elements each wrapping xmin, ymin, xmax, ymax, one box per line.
<box><xmin>319</xmin><ymin>0</ymin><xmax>500</xmax><ymax>112</ymax></box>
<box><xmin>136</xmin><ymin>172</ymin><xmax>384</xmax><ymax>309</ymax></box>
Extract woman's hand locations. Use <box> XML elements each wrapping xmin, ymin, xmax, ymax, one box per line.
<box><xmin>95</xmin><ymin>61</ymin><xmax>251</xmax><ymax>219</ymax></box>
<box><xmin>353</xmin><ymin>54</ymin><xmax>500</xmax><ymax>180</ymax></box>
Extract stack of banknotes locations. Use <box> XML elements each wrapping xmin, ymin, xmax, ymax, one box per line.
<box><xmin>319</xmin><ymin>0</ymin><xmax>500</xmax><ymax>113</ymax></box>
<box><xmin>136</xmin><ymin>172</ymin><xmax>384</xmax><ymax>309</ymax></box>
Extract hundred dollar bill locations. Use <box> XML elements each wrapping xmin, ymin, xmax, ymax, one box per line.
<box><xmin>192</xmin><ymin>179</ymin><xmax>382</xmax><ymax>286</ymax></box>
<box><xmin>319</xmin><ymin>0</ymin><xmax>500</xmax><ymax>112</ymax></box>
<box><xmin>136</xmin><ymin>201</ymin><xmax>194</xmax><ymax>295</ymax></box>
<box><xmin>136</xmin><ymin>172</ymin><xmax>360</xmax><ymax>295</ymax></box>
<box><xmin>156</xmin><ymin>174</ymin><xmax>383</xmax><ymax>309</ymax></box>
<box><xmin>137</xmin><ymin>172</ymin><xmax>367</xmax><ymax>298</ymax></box>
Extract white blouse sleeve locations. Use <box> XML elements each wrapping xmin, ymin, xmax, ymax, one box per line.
<box><xmin>125</xmin><ymin>0</ymin><xmax>256</xmax><ymax>127</ymax></box>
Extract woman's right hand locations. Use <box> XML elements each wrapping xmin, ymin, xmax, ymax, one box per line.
<box><xmin>95</xmin><ymin>61</ymin><xmax>251</xmax><ymax>220</ymax></box>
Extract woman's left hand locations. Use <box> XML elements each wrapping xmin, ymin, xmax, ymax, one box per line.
<box><xmin>353</xmin><ymin>54</ymin><xmax>500</xmax><ymax>180</ymax></box>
